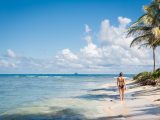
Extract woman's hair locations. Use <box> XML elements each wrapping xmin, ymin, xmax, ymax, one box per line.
<box><xmin>119</xmin><ymin>72</ymin><xmax>123</xmax><ymax>77</ymax></box>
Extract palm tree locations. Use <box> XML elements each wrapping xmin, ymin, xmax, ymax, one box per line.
<box><xmin>128</xmin><ymin>26</ymin><xmax>158</xmax><ymax>71</ymax></box>
<box><xmin>127</xmin><ymin>0</ymin><xmax>160</xmax><ymax>72</ymax></box>
<box><xmin>143</xmin><ymin>0</ymin><xmax>160</xmax><ymax>43</ymax></box>
<box><xmin>133</xmin><ymin>0</ymin><xmax>160</xmax><ymax>41</ymax></box>
<box><xmin>133</xmin><ymin>0</ymin><xmax>160</xmax><ymax>26</ymax></box>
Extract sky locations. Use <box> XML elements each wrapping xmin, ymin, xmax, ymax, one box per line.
<box><xmin>0</xmin><ymin>0</ymin><xmax>159</xmax><ymax>74</ymax></box>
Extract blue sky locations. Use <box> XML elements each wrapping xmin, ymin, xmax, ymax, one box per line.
<box><xmin>0</xmin><ymin>0</ymin><xmax>158</xmax><ymax>74</ymax></box>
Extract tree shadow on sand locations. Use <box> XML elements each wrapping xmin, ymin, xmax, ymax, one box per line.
<box><xmin>85</xmin><ymin>81</ymin><xmax>138</xmax><ymax>101</ymax></box>
<box><xmin>75</xmin><ymin>93</ymin><xmax>119</xmax><ymax>101</ymax></box>
<box><xmin>132</xmin><ymin>87</ymin><xmax>160</xmax><ymax>97</ymax></box>
<box><xmin>90</xmin><ymin>88</ymin><xmax>117</xmax><ymax>92</ymax></box>
<box><xmin>92</xmin><ymin>105</ymin><xmax>160</xmax><ymax>120</ymax></box>
<box><xmin>1</xmin><ymin>105</ymin><xmax>159</xmax><ymax>120</ymax></box>
<box><xmin>76</xmin><ymin>86</ymin><xmax>134</xmax><ymax>101</ymax></box>
<box><xmin>0</xmin><ymin>108</ymin><xmax>129</xmax><ymax>120</ymax></box>
<box><xmin>0</xmin><ymin>108</ymin><xmax>87</xmax><ymax>120</ymax></box>
<box><xmin>134</xmin><ymin>104</ymin><xmax>160</xmax><ymax>115</ymax></box>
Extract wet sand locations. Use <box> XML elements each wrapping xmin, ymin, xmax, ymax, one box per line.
<box><xmin>1</xmin><ymin>80</ymin><xmax>160</xmax><ymax>120</ymax></box>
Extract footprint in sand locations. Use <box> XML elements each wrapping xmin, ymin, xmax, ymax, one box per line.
<box><xmin>123</xmin><ymin>107</ymin><xmax>129</xmax><ymax>115</ymax></box>
<box><xmin>102</xmin><ymin>106</ymin><xmax>114</xmax><ymax>116</ymax></box>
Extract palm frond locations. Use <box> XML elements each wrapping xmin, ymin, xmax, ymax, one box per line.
<box><xmin>131</xmin><ymin>14</ymin><xmax>148</xmax><ymax>26</ymax></box>
<box><xmin>150</xmin><ymin>1</ymin><xmax>160</xmax><ymax>9</ymax></box>
<box><xmin>127</xmin><ymin>26</ymin><xmax>152</xmax><ymax>37</ymax></box>
<box><xmin>127</xmin><ymin>0</ymin><xmax>160</xmax><ymax>50</ymax></box>
<box><xmin>152</xmin><ymin>38</ymin><xmax>160</xmax><ymax>46</ymax></box>
<box><xmin>130</xmin><ymin>34</ymin><xmax>152</xmax><ymax>47</ymax></box>
<box><xmin>132</xmin><ymin>14</ymin><xmax>154</xmax><ymax>27</ymax></box>
<box><xmin>138</xmin><ymin>42</ymin><xmax>150</xmax><ymax>49</ymax></box>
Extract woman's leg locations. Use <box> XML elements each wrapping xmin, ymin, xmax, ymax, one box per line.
<box><xmin>121</xmin><ymin>88</ymin><xmax>125</xmax><ymax>101</ymax></box>
<box><xmin>119</xmin><ymin>88</ymin><xmax>122</xmax><ymax>101</ymax></box>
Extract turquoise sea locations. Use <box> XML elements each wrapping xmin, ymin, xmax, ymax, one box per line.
<box><xmin>0</xmin><ymin>74</ymin><xmax>134</xmax><ymax>119</ymax></box>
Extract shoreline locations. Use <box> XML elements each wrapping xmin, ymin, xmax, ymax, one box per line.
<box><xmin>1</xmin><ymin>80</ymin><xmax>160</xmax><ymax>120</ymax></box>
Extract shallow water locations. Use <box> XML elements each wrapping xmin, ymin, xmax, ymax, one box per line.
<box><xmin>0</xmin><ymin>74</ymin><xmax>133</xmax><ymax>119</ymax></box>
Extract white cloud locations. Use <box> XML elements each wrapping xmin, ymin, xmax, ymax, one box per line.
<box><xmin>0</xmin><ymin>59</ymin><xmax>16</xmax><ymax>68</ymax></box>
<box><xmin>98</xmin><ymin>17</ymin><xmax>131</xmax><ymax>45</ymax></box>
<box><xmin>0</xmin><ymin>17</ymin><xmax>159</xmax><ymax>74</ymax></box>
<box><xmin>6</xmin><ymin>49</ymin><xmax>17</xmax><ymax>58</ymax></box>
<box><xmin>96</xmin><ymin>17</ymin><xmax>154</xmax><ymax>67</ymax></box>
<box><xmin>80</xmin><ymin>43</ymin><xmax>102</xmax><ymax>58</ymax></box>
<box><xmin>0</xmin><ymin>49</ymin><xmax>18</xmax><ymax>68</ymax></box>
<box><xmin>56</xmin><ymin>49</ymin><xmax>78</xmax><ymax>61</ymax></box>
<box><xmin>98</xmin><ymin>19</ymin><xmax>114</xmax><ymax>43</ymax></box>
<box><xmin>81</xmin><ymin>35</ymin><xmax>102</xmax><ymax>58</ymax></box>
<box><xmin>84</xmin><ymin>35</ymin><xmax>92</xmax><ymax>45</ymax></box>
<box><xmin>85</xmin><ymin>24</ymin><xmax>92</xmax><ymax>33</ymax></box>
<box><xmin>0</xmin><ymin>60</ymin><xmax>9</xmax><ymax>67</ymax></box>
<box><xmin>118</xmin><ymin>16</ymin><xmax>132</xmax><ymax>28</ymax></box>
<box><xmin>53</xmin><ymin>16</ymin><xmax>158</xmax><ymax>73</ymax></box>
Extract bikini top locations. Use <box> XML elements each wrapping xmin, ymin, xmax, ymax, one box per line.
<box><xmin>118</xmin><ymin>77</ymin><xmax>125</xmax><ymax>86</ymax></box>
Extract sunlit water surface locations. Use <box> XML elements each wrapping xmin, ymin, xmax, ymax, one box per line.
<box><xmin>0</xmin><ymin>74</ymin><xmax>134</xmax><ymax>119</ymax></box>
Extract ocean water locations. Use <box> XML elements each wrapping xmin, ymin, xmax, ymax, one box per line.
<box><xmin>0</xmin><ymin>74</ymin><xmax>134</xmax><ymax>119</ymax></box>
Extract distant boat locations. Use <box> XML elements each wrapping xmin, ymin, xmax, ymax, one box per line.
<box><xmin>74</xmin><ymin>72</ymin><xmax>78</xmax><ymax>75</ymax></box>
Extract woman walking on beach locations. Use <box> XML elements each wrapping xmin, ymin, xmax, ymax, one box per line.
<box><xmin>117</xmin><ymin>72</ymin><xmax>126</xmax><ymax>101</ymax></box>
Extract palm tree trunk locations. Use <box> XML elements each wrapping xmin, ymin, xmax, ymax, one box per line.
<box><xmin>153</xmin><ymin>47</ymin><xmax>156</xmax><ymax>72</ymax></box>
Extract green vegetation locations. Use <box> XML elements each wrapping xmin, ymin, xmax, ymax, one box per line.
<box><xmin>127</xmin><ymin>0</ymin><xmax>160</xmax><ymax>86</ymax></box>
<box><xmin>124</xmin><ymin>0</ymin><xmax>160</xmax><ymax>86</ymax></box>
<box><xmin>133</xmin><ymin>68</ymin><xmax>160</xmax><ymax>86</ymax></box>
<box><xmin>127</xmin><ymin>0</ymin><xmax>160</xmax><ymax>72</ymax></box>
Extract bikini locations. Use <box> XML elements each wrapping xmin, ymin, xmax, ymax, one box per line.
<box><xmin>118</xmin><ymin>77</ymin><xmax>125</xmax><ymax>89</ymax></box>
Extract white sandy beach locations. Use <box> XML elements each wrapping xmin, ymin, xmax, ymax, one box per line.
<box><xmin>1</xmin><ymin>80</ymin><xmax>160</xmax><ymax>120</ymax></box>
<box><xmin>99</xmin><ymin>80</ymin><xmax>160</xmax><ymax>120</ymax></box>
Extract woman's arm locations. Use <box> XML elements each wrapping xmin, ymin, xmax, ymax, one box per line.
<box><xmin>124</xmin><ymin>78</ymin><xmax>126</xmax><ymax>89</ymax></box>
<box><xmin>117</xmin><ymin>78</ymin><xmax>119</xmax><ymax>87</ymax></box>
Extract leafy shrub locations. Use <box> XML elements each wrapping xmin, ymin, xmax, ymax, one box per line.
<box><xmin>133</xmin><ymin>71</ymin><xmax>149</xmax><ymax>80</ymax></box>
<box><xmin>133</xmin><ymin>69</ymin><xmax>160</xmax><ymax>86</ymax></box>
<box><xmin>152</xmin><ymin>71</ymin><xmax>160</xmax><ymax>79</ymax></box>
<box><xmin>133</xmin><ymin>71</ymin><xmax>156</xmax><ymax>85</ymax></box>
<box><xmin>155</xmin><ymin>68</ymin><xmax>160</xmax><ymax>72</ymax></box>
